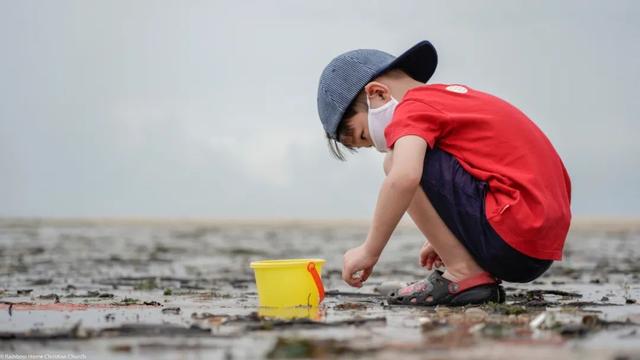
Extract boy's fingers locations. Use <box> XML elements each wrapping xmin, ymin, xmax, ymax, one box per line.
<box><xmin>361</xmin><ymin>268</ymin><xmax>372</xmax><ymax>282</ymax></box>
<box><xmin>427</xmin><ymin>253</ymin><xmax>437</xmax><ymax>268</ymax></box>
<box><xmin>349</xmin><ymin>274</ymin><xmax>363</xmax><ymax>287</ymax></box>
<box><xmin>344</xmin><ymin>275</ymin><xmax>359</xmax><ymax>287</ymax></box>
<box><xmin>342</xmin><ymin>267</ymin><xmax>364</xmax><ymax>288</ymax></box>
<box><xmin>419</xmin><ymin>253</ymin><xmax>428</xmax><ymax>266</ymax></box>
<box><xmin>342</xmin><ymin>267</ymin><xmax>353</xmax><ymax>285</ymax></box>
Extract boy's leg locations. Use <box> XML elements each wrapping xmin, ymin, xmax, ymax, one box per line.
<box><xmin>407</xmin><ymin>189</ymin><xmax>485</xmax><ymax>282</ymax></box>
<box><xmin>384</xmin><ymin>152</ymin><xmax>485</xmax><ymax>282</ymax></box>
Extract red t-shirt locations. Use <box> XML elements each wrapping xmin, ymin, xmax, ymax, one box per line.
<box><xmin>385</xmin><ymin>84</ymin><xmax>571</xmax><ymax>260</ymax></box>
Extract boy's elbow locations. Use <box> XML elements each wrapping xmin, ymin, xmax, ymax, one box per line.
<box><xmin>386</xmin><ymin>173</ymin><xmax>421</xmax><ymax>191</ymax></box>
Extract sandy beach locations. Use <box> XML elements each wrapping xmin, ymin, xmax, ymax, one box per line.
<box><xmin>0</xmin><ymin>218</ymin><xmax>638</xmax><ymax>359</ymax></box>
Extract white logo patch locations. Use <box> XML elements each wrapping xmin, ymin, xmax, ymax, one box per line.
<box><xmin>446</xmin><ymin>85</ymin><xmax>468</xmax><ymax>94</ymax></box>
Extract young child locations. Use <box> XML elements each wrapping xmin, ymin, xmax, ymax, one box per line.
<box><xmin>316</xmin><ymin>40</ymin><xmax>572</xmax><ymax>306</ymax></box>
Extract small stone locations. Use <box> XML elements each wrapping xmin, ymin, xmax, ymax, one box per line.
<box><xmin>464</xmin><ymin>307</ymin><xmax>488</xmax><ymax>321</ymax></box>
<box><xmin>419</xmin><ymin>317</ymin><xmax>435</xmax><ymax>332</ymax></box>
<box><xmin>530</xmin><ymin>312</ymin><xmax>547</xmax><ymax>329</ymax></box>
<box><xmin>435</xmin><ymin>306</ymin><xmax>452</xmax><ymax>316</ymax></box>
<box><xmin>582</xmin><ymin>315</ymin><xmax>601</xmax><ymax>328</ymax></box>
<box><xmin>469</xmin><ymin>323</ymin><xmax>486</xmax><ymax>334</ymax></box>
<box><xmin>625</xmin><ymin>298</ymin><xmax>637</xmax><ymax>304</ymax></box>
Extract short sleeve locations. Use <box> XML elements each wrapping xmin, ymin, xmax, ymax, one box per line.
<box><xmin>384</xmin><ymin>99</ymin><xmax>448</xmax><ymax>150</ymax></box>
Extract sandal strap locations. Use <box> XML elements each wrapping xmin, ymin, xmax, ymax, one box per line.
<box><xmin>448</xmin><ymin>272</ymin><xmax>497</xmax><ymax>294</ymax></box>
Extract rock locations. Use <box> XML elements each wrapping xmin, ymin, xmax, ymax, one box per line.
<box><xmin>530</xmin><ymin>312</ymin><xmax>549</xmax><ymax>329</ymax></box>
<box><xmin>419</xmin><ymin>317</ymin><xmax>435</xmax><ymax>332</ymax></box>
<box><xmin>435</xmin><ymin>306</ymin><xmax>452</xmax><ymax>316</ymax></box>
<box><xmin>464</xmin><ymin>307</ymin><xmax>488</xmax><ymax>321</ymax></box>
<box><xmin>469</xmin><ymin>323</ymin><xmax>486</xmax><ymax>334</ymax></box>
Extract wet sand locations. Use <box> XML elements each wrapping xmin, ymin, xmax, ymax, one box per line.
<box><xmin>0</xmin><ymin>218</ymin><xmax>639</xmax><ymax>359</ymax></box>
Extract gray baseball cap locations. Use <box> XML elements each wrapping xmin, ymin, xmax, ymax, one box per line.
<box><xmin>317</xmin><ymin>40</ymin><xmax>438</xmax><ymax>139</ymax></box>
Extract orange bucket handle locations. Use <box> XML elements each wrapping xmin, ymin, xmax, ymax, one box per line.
<box><xmin>306</xmin><ymin>262</ymin><xmax>325</xmax><ymax>303</ymax></box>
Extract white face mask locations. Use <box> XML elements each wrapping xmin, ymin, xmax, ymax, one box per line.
<box><xmin>367</xmin><ymin>95</ymin><xmax>398</xmax><ymax>153</ymax></box>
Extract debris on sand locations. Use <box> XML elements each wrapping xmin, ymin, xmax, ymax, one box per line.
<box><xmin>134</xmin><ymin>278</ymin><xmax>159</xmax><ymax>291</ymax></box>
<box><xmin>529</xmin><ymin>312</ymin><xmax>551</xmax><ymax>330</ymax></box>
<box><xmin>418</xmin><ymin>317</ymin><xmax>447</xmax><ymax>332</ymax></box>
<box><xmin>528</xmin><ymin>311</ymin><xmax>639</xmax><ymax>338</ymax></box>
<box><xmin>161</xmin><ymin>306</ymin><xmax>181</xmax><ymax>315</ymax></box>
<box><xmin>581</xmin><ymin>314</ymin><xmax>639</xmax><ymax>328</ymax></box>
<box><xmin>191</xmin><ymin>312</ymin><xmax>260</xmax><ymax>322</ymax></box>
<box><xmin>38</xmin><ymin>293</ymin><xmax>60</xmax><ymax>303</ymax></box>
<box><xmin>324</xmin><ymin>290</ymin><xmax>382</xmax><ymax>298</ymax></box>
<box><xmin>189</xmin><ymin>311</ymin><xmax>386</xmax><ymax>331</ymax></box>
<box><xmin>463</xmin><ymin>307</ymin><xmax>489</xmax><ymax>321</ymax></box>
<box><xmin>28</xmin><ymin>278</ymin><xmax>53</xmax><ymax>286</ymax></box>
<box><xmin>266</xmin><ymin>337</ymin><xmax>379</xmax><ymax>359</ymax></box>
<box><xmin>99</xmin><ymin>324</ymin><xmax>219</xmax><ymax>338</ymax></box>
<box><xmin>527</xmin><ymin>289</ymin><xmax>582</xmax><ymax>298</ymax></box>
<box><xmin>333</xmin><ymin>302</ymin><xmax>368</xmax><ymax>311</ymax></box>
<box><xmin>506</xmin><ymin>289</ymin><xmax>595</xmax><ymax>307</ymax></box>
<box><xmin>115</xmin><ymin>297</ymin><xmax>140</xmax><ymax>305</ymax></box>
<box><xmin>483</xmin><ymin>302</ymin><xmax>529</xmax><ymax>315</ymax></box>
<box><xmin>0</xmin><ymin>323</ymin><xmax>231</xmax><ymax>340</ymax></box>
<box><xmin>66</xmin><ymin>291</ymin><xmax>115</xmax><ymax>298</ymax></box>
<box><xmin>246</xmin><ymin>316</ymin><xmax>386</xmax><ymax>331</ymax></box>
<box><xmin>0</xmin><ymin>321</ymin><xmax>90</xmax><ymax>340</ymax></box>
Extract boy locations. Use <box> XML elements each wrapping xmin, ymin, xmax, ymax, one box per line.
<box><xmin>316</xmin><ymin>41</ymin><xmax>571</xmax><ymax>306</ymax></box>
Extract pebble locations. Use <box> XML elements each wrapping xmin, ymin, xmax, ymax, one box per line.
<box><xmin>464</xmin><ymin>307</ymin><xmax>489</xmax><ymax>321</ymax></box>
<box><xmin>435</xmin><ymin>306</ymin><xmax>452</xmax><ymax>316</ymax></box>
<box><xmin>419</xmin><ymin>317</ymin><xmax>435</xmax><ymax>331</ymax></box>
<box><xmin>529</xmin><ymin>311</ymin><xmax>556</xmax><ymax>330</ymax></box>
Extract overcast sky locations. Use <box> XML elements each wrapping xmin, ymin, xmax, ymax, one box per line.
<box><xmin>1</xmin><ymin>0</ymin><xmax>638</xmax><ymax>219</ymax></box>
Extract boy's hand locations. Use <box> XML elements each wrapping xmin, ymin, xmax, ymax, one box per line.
<box><xmin>342</xmin><ymin>244</ymin><xmax>379</xmax><ymax>288</ymax></box>
<box><xmin>419</xmin><ymin>241</ymin><xmax>443</xmax><ymax>270</ymax></box>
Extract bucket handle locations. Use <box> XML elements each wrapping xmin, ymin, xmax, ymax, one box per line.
<box><xmin>306</xmin><ymin>262</ymin><xmax>325</xmax><ymax>303</ymax></box>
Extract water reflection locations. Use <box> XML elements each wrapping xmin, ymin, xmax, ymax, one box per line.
<box><xmin>258</xmin><ymin>305</ymin><xmax>325</xmax><ymax>320</ymax></box>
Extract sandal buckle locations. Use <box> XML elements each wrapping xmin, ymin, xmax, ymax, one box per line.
<box><xmin>448</xmin><ymin>282</ymin><xmax>459</xmax><ymax>294</ymax></box>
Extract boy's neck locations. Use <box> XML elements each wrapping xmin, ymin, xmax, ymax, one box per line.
<box><xmin>390</xmin><ymin>77</ymin><xmax>426</xmax><ymax>101</ymax></box>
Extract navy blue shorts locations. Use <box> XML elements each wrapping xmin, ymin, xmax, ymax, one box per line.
<box><xmin>420</xmin><ymin>148</ymin><xmax>552</xmax><ymax>283</ymax></box>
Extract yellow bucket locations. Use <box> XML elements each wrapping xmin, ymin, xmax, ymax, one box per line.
<box><xmin>250</xmin><ymin>258</ymin><xmax>326</xmax><ymax>308</ymax></box>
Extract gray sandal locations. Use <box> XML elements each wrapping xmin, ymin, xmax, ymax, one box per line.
<box><xmin>387</xmin><ymin>270</ymin><xmax>505</xmax><ymax>306</ymax></box>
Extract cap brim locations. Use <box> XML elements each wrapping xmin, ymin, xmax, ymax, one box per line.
<box><xmin>381</xmin><ymin>40</ymin><xmax>438</xmax><ymax>83</ymax></box>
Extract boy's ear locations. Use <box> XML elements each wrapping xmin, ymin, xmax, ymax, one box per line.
<box><xmin>364</xmin><ymin>81</ymin><xmax>390</xmax><ymax>101</ymax></box>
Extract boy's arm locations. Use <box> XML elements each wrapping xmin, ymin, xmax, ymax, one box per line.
<box><xmin>342</xmin><ymin>135</ymin><xmax>428</xmax><ymax>287</ymax></box>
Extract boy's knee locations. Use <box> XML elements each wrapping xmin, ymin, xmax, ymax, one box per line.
<box><xmin>383</xmin><ymin>152</ymin><xmax>393</xmax><ymax>175</ymax></box>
